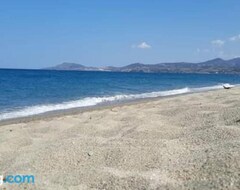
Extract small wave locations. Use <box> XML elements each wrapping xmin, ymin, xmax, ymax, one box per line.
<box><xmin>0</xmin><ymin>84</ymin><xmax>235</xmax><ymax>121</ymax></box>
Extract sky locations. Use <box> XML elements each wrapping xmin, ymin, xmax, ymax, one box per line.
<box><xmin>0</xmin><ymin>0</ymin><xmax>240</xmax><ymax>69</ymax></box>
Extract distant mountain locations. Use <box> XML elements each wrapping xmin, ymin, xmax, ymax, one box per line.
<box><xmin>43</xmin><ymin>58</ymin><xmax>240</xmax><ymax>74</ymax></box>
<box><xmin>44</xmin><ymin>62</ymin><xmax>102</xmax><ymax>71</ymax></box>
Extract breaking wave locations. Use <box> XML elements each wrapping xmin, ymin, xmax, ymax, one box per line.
<box><xmin>0</xmin><ymin>84</ymin><xmax>235</xmax><ymax>121</ymax></box>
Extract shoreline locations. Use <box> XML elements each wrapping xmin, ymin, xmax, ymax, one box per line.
<box><xmin>0</xmin><ymin>86</ymin><xmax>240</xmax><ymax>189</ymax></box>
<box><xmin>0</xmin><ymin>87</ymin><xmax>226</xmax><ymax>126</ymax></box>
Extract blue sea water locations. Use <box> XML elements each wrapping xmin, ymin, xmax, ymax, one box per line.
<box><xmin>0</xmin><ymin>69</ymin><xmax>240</xmax><ymax>121</ymax></box>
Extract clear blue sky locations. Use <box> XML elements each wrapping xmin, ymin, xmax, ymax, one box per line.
<box><xmin>0</xmin><ymin>0</ymin><xmax>240</xmax><ymax>69</ymax></box>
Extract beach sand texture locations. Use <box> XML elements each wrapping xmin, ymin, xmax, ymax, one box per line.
<box><xmin>0</xmin><ymin>88</ymin><xmax>240</xmax><ymax>189</ymax></box>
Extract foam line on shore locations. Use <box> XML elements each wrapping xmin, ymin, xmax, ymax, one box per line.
<box><xmin>0</xmin><ymin>83</ymin><xmax>235</xmax><ymax>121</ymax></box>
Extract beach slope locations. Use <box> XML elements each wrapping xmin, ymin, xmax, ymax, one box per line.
<box><xmin>0</xmin><ymin>88</ymin><xmax>240</xmax><ymax>189</ymax></box>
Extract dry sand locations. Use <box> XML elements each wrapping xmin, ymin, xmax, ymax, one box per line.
<box><xmin>0</xmin><ymin>88</ymin><xmax>240</xmax><ymax>189</ymax></box>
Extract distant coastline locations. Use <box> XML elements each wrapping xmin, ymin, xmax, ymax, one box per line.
<box><xmin>43</xmin><ymin>57</ymin><xmax>240</xmax><ymax>74</ymax></box>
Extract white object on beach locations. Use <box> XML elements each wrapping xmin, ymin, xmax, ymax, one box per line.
<box><xmin>223</xmin><ymin>84</ymin><xmax>233</xmax><ymax>89</ymax></box>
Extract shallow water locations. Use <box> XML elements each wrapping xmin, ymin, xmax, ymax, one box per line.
<box><xmin>0</xmin><ymin>69</ymin><xmax>239</xmax><ymax>120</ymax></box>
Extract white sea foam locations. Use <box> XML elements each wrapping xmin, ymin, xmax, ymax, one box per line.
<box><xmin>0</xmin><ymin>84</ymin><xmax>236</xmax><ymax>121</ymax></box>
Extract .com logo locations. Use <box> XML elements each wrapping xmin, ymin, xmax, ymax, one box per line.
<box><xmin>0</xmin><ymin>175</ymin><xmax>35</xmax><ymax>185</ymax></box>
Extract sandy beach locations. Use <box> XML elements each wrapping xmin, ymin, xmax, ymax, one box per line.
<box><xmin>0</xmin><ymin>88</ymin><xmax>240</xmax><ymax>189</ymax></box>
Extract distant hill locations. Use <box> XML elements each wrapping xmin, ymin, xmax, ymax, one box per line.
<box><xmin>43</xmin><ymin>58</ymin><xmax>240</xmax><ymax>74</ymax></box>
<box><xmin>44</xmin><ymin>62</ymin><xmax>102</xmax><ymax>71</ymax></box>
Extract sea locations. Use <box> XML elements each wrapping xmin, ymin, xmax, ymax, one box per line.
<box><xmin>0</xmin><ymin>69</ymin><xmax>240</xmax><ymax>121</ymax></box>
